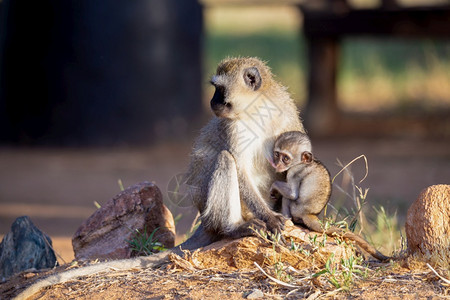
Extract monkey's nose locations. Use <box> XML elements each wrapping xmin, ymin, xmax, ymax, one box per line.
<box><xmin>275</xmin><ymin>167</ymin><xmax>286</xmax><ymax>173</ymax></box>
<box><xmin>267</xmin><ymin>158</ymin><xmax>277</xmax><ymax>169</ymax></box>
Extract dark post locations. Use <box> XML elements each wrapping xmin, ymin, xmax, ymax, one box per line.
<box><xmin>0</xmin><ymin>0</ymin><xmax>203</xmax><ymax>146</ymax></box>
<box><xmin>304</xmin><ymin>37</ymin><xmax>339</xmax><ymax>136</ymax></box>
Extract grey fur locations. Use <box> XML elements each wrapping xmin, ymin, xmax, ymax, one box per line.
<box><xmin>270</xmin><ymin>131</ymin><xmax>390</xmax><ymax>261</ymax></box>
<box><xmin>185</xmin><ymin>57</ymin><xmax>304</xmax><ymax>244</ymax></box>
<box><xmin>14</xmin><ymin>57</ymin><xmax>306</xmax><ymax>299</ymax></box>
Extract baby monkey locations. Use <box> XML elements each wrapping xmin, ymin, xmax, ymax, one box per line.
<box><xmin>269</xmin><ymin>131</ymin><xmax>331</xmax><ymax>227</ymax></box>
<box><xmin>269</xmin><ymin>131</ymin><xmax>389</xmax><ymax>261</ymax></box>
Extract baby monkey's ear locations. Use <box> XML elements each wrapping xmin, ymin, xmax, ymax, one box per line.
<box><xmin>301</xmin><ymin>151</ymin><xmax>313</xmax><ymax>163</ymax></box>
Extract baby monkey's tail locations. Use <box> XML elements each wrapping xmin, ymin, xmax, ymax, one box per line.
<box><xmin>300</xmin><ymin>214</ymin><xmax>390</xmax><ymax>262</ymax></box>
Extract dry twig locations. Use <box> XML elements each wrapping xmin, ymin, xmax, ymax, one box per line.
<box><xmin>253</xmin><ymin>262</ymin><xmax>299</xmax><ymax>289</ymax></box>
<box><xmin>427</xmin><ymin>263</ymin><xmax>450</xmax><ymax>285</ymax></box>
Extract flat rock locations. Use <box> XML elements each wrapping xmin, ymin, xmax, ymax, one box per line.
<box><xmin>0</xmin><ymin>216</ymin><xmax>57</xmax><ymax>281</ymax></box>
<box><xmin>72</xmin><ymin>181</ymin><xmax>175</xmax><ymax>261</ymax></box>
<box><xmin>405</xmin><ymin>184</ymin><xmax>450</xmax><ymax>255</ymax></box>
<box><xmin>183</xmin><ymin>221</ymin><xmax>354</xmax><ymax>272</ymax></box>
<box><xmin>246</xmin><ymin>289</ymin><xmax>264</xmax><ymax>299</ymax></box>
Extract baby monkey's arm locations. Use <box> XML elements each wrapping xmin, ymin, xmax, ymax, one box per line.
<box><xmin>270</xmin><ymin>180</ymin><xmax>299</xmax><ymax>200</ymax></box>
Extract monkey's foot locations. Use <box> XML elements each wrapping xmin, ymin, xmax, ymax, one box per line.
<box><xmin>226</xmin><ymin>219</ymin><xmax>267</xmax><ymax>239</ymax></box>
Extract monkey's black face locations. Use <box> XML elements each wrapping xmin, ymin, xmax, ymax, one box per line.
<box><xmin>210</xmin><ymin>85</ymin><xmax>232</xmax><ymax>118</ymax></box>
<box><xmin>210</xmin><ymin>66</ymin><xmax>263</xmax><ymax>118</ymax></box>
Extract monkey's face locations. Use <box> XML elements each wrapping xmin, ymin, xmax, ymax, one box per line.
<box><xmin>271</xmin><ymin>134</ymin><xmax>313</xmax><ymax>173</ymax></box>
<box><xmin>271</xmin><ymin>150</ymin><xmax>293</xmax><ymax>173</ymax></box>
<box><xmin>210</xmin><ymin>62</ymin><xmax>263</xmax><ymax>119</ymax></box>
<box><xmin>270</xmin><ymin>131</ymin><xmax>313</xmax><ymax>172</ymax></box>
<box><xmin>270</xmin><ymin>149</ymin><xmax>313</xmax><ymax>173</ymax></box>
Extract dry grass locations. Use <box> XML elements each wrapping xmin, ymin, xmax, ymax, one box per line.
<box><xmin>204</xmin><ymin>6</ymin><xmax>301</xmax><ymax>35</ymax></box>
<box><xmin>339</xmin><ymin>45</ymin><xmax>450</xmax><ymax>113</ymax></box>
<box><xmin>6</xmin><ymin>245</ymin><xmax>448</xmax><ymax>299</ymax></box>
<box><xmin>4</xmin><ymin>211</ymin><xmax>448</xmax><ymax>299</ymax></box>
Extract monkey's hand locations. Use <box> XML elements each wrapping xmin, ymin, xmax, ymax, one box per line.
<box><xmin>248</xmin><ymin>217</ymin><xmax>287</xmax><ymax>245</ymax></box>
<box><xmin>265</xmin><ymin>212</ymin><xmax>287</xmax><ymax>236</ymax></box>
<box><xmin>270</xmin><ymin>181</ymin><xmax>286</xmax><ymax>201</ymax></box>
<box><xmin>269</xmin><ymin>185</ymin><xmax>282</xmax><ymax>201</ymax></box>
<box><xmin>248</xmin><ymin>218</ymin><xmax>267</xmax><ymax>232</ymax></box>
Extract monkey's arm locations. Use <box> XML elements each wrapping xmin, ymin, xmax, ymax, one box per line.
<box><xmin>270</xmin><ymin>180</ymin><xmax>299</xmax><ymax>200</ymax></box>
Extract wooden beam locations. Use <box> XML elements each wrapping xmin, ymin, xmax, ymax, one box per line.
<box><xmin>302</xmin><ymin>5</ymin><xmax>450</xmax><ymax>38</ymax></box>
<box><xmin>200</xmin><ymin>0</ymin><xmax>306</xmax><ymax>6</ymax></box>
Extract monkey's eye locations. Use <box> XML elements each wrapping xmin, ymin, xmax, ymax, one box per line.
<box><xmin>274</xmin><ymin>151</ymin><xmax>280</xmax><ymax>159</ymax></box>
<box><xmin>282</xmin><ymin>155</ymin><xmax>290</xmax><ymax>164</ymax></box>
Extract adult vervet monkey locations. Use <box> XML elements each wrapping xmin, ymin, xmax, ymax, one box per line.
<box><xmin>184</xmin><ymin>57</ymin><xmax>305</xmax><ymax>248</ymax></box>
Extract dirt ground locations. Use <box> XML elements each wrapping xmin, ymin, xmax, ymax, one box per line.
<box><xmin>0</xmin><ymin>136</ymin><xmax>449</xmax><ymax>298</ymax></box>
<box><xmin>1</xmin><ymin>232</ymin><xmax>449</xmax><ymax>299</ymax></box>
<box><xmin>3</xmin><ymin>261</ymin><xmax>448</xmax><ymax>299</ymax></box>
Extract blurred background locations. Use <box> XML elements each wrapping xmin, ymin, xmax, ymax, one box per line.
<box><xmin>0</xmin><ymin>0</ymin><xmax>449</xmax><ymax>262</ymax></box>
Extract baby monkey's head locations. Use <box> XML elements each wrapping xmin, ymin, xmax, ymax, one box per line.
<box><xmin>270</xmin><ymin>131</ymin><xmax>313</xmax><ymax>173</ymax></box>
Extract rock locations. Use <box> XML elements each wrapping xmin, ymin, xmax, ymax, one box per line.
<box><xmin>246</xmin><ymin>289</ymin><xmax>264</xmax><ymax>299</ymax></box>
<box><xmin>72</xmin><ymin>181</ymin><xmax>176</xmax><ymax>261</ymax></box>
<box><xmin>0</xmin><ymin>216</ymin><xmax>57</xmax><ymax>281</ymax></box>
<box><xmin>405</xmin><ymin>184</ymin><xmax>450</xmax><ymax>255</ymax></box>
<box><xmin>184</xmin><ymin>221</ymin><xmax>354</xmax><ymax>272</ymax></box>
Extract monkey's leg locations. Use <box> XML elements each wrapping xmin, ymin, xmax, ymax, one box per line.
<box><xmin>240</xmin><ymin>173</ymin><xmax>287</xmax><ymax>234</ymax></box>
<box><xmin>300</xmin><ymin>214</ymin><xmax>325</xmax><ymax>232</ymax></box>
<box><xmin>201</xmin><ymin>150</ymin><xmax>247</xmax><ymax>235</ymax></box>
<box><xmin>281</xmin><ymin>197</ymin><xmax>292</xmax><ymax>218</ymax></box>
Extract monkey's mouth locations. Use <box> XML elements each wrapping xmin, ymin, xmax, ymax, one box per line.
<box><xmin>211</xmin><ymin>102</ymin><xmax>232</xmax><ymax>117</ymax></box>
<box><xmin>275</xmin><ymin>166</ymin><xmax>288</xmax><ymax>173</ymax></box>
<box><xmin>210</xmin><ymin>87</ymin><xmax>232</xmax><ymax>117</ymax></box>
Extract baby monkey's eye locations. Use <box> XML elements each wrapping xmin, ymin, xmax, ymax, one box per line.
<box><xmin>282</xmin><ymin>155</ymin><xmax>290</xmax><ymax>164</ymax></box>
<box><xmin>274</xmin><ymin>151</ymin><xmax>280</xmax><ymax>158</ymax></box>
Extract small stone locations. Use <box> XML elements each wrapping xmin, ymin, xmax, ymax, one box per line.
<box><xmin>246</xmin><ymin>289</ymin><xmax>264</xmax><ymax>299</ymax></box>
<box><xmin>405</xmin><ymin>184</ymin><xmax>450</xmax><ymax>255</ymax></box>
<box><xmin>0</xmin><ymin>216</ymin><xmax>57</xmax><ymax>281</ymax></box>
<box><xmin>72</xmin><ymin>181</ymin><xmax>175</xmax><ymax>261</ymax></box>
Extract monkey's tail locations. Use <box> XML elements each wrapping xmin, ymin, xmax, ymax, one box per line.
<box><xmin>174</xmin><ymin>223</ymin><xmax>218</xmax><ymax>253</ymax></box>
<box><xmin>340</xmin><ymin>231</ymin><xmax>390</xmax><ymax>262</ymax></box>
<box><xmin>301</xmin><ymin>214</ymin><xmax>390</xmax><ymax>262</ymax></box>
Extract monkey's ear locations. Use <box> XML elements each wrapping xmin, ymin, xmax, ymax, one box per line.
<box><xmin>243</xmin><ymin>67</ymin><xmax>262</xmax><ymax>91</ymax></box>
<box><xmin>301</xmin><ymin>151</ymin><xmax>313</xmax><ymax>163</ymax></box>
